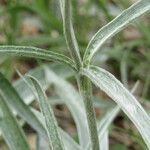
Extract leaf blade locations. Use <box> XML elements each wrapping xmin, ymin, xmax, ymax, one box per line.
<box><xmin>82</xmin><ymin>66</ymin><xmax>150</xmax><ymax>149</ymax></box>
<box><xmin>14</xmin><ymin>63</ymin><xmax>74</xmax><ymax>105</ymax></box>
<box><xmin>59</xmin><ymin>0</ymin><xmax>82</xmax><ymax>69</ymax></box>
<box><xmin>29</xmin><ymin>75</ymin><xmax>65</xmax><ymax>150</ymax></box>
<box><xmin>31</xmin><ymin>108</ymin><xmax>81</xmax><ymax>150</ymax></box>
<box><xmin>83</xmin><ymin>0</ymin><xmax>150</xmax><ymax>64</ymax></box>
<box><xmin>100</xmin><ymin>131</ymin><xmax>109</xmax><ymax>150</ymax></box>
<box><xmin>0</xmin><ymin>45</ymin><xmax>76</xmax><ymax>70</ymax></box>
<box><xmin>0</xmin><ymin>73</ymin><xmax>46</xmax><ymax>137</ymax></box>
<box><xmin>45</xmin><ymin>67</ymin><xmax>89</xmax><ymax>148</ymax></box>
<box><xmin>0</xmin><ymin>93</ymin><xmax>29</xmax><ymax>150</ymax></box>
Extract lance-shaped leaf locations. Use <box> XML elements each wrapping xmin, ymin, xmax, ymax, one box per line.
<box><xmin>31</xmin><ymin>108</ymin><xmax>81</xmax><ymax>150</ymax></box>
<box><xmin>0</xmin><ymin>45</ymin><xmax>76</xmax><ymax>70</ymax></box>
<box><xmin>0</xmin><ymin>64</ymin><xmax>77</xmax><ymax>149</ymax></box>
<box><xmin>59</xmin><ymin>0</ymin><xmax>82</xmax><ymax>69</ymax></box>
<box><xmin>83</xmin><ymin>0</ymin><xmax>150</xmax><ymax>65</ymax></box>
<box><xmin>45</xmin><ymin>67</ymin><xmax>89</xmax><ymax>148</ymax></box>
<box><xmin>0</xmin><ymin>93</ymin><xmax>29</xmax><ymax>150</ymax></box>
<box><xmin>14</xmin><ymin>63</ymin><xmax>74</xmax><ymax>105</ymax></box>
<box><xmin>100</xmin><ymin>131</ymin><xmax>109</xmax><ymax>150</ymax></box>
<box><xmin>0</xmin><ymin>73</ymin><xmax>46</xmax><ymax>137</ymax></box>
<box><xmin>29</xmin><ymin>75</ymin><xmax>65</xmax><ymax>150</ymax></box>
<box><xmin>95</xmin><ymin>82</ymin><xmax>139</xmax><ymax>150</ymax></box>
<box><xmin>98</xmin><ymin>106</ymin><xmax>120</xmax><ymax>143</ymax></box>
<box><xmin>81</xmin><ymin>66</ymin><xmax>150</xmax><ymax>149</ymax></box>
<box><xmin>0</xmin><ymin>70</ymin><xmax>81</xmax><ymax>150</ymax></box>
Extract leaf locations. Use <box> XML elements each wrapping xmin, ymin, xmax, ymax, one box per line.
<box><xmin>0</xmin><ymin>45</ymin><xmax>76</xmax><ymax>70</ymax></box>
<box><xmin>0</xmin><ymin>68</ymin><xmax>80</xmax><ymax>150</ymax></box>
<box><xmin>45</xmin><ymin>67</ymin><xmax>89</xmax><ymax>148</ymax></box>
<box><xmin>36</xmin><ymin>134</ymin><xmax>50</xmax><ymax>150</ymax></box>
<box><xmin>100</xmin><ymin>131</ymin><xmax>109</xmax><ymax>150</ymax></box>
<box><xmin>0</xmin><ymin>93</ymin><xmax>29</xmax><ymax>150</ymax></box>
<box><xmin>0</xmin><ymin>73</ymin><xmax>46</xmax><ymax>137</ymax></box>
<box><xmin>96</xmin><ymin>81</ymin><xmax>139</xmax><ymax>150</ymax></box>
<box><xmin>59</xmin><ymin>0</ymin><xmax>82</xmax><ymax>69</ymax></box>
<box><xmin>29</xmin><ymin>75</ymin><xmax>65</xmax><ymax>150</ymax></box>
<box><xmin>81</xmin><ymin>66</ymin><xmax>150</xmax><ymax>149</ymax></box>
<box><xmin>98</xmin><ymin>106</ymin><xmax>120</xmax><ymax>142</ymax></box>
<box><xmin>83</xmin><ymin>0</ymin><xmax>150</xmax><ymax>65</ymax></box>
<box><xmin>59</xmin><ymin>129</ymin><xmax>81</xmax><ymax>150</ymax></box>
<box><xmin>13</xmin><ymin>63</ymin><xmax>74</xmax><ymax>105</ymax></box>
<box><xmin>31</xmin><ymin>108</ymin><xmax>81</xmax><ymax>150</ymax></box>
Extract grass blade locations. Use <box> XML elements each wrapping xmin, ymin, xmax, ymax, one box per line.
<box><xmin>82</xmin><ymin>66</ymin><xmax>150</xmax><ymax>149</ymax></box>
<box><xmin>0</xmin><ymin>73</ymin><xmax>46</xmax><ymax>137</ymax></box>
<box><xmin>59</xmin><ymin>0</ymin><xmax>82</xmax><ymax>69</ymax></box>
<box><xmin>45</xmin><ymin>67</ymin><xmax>89</xmax><ymax>148</ymax></box>
<box><xmin>0</xmin><ymin>93</ymin><xmax>29</xmax><ymax>150</ymax></box>
<box><xmin>83</xmin><ymin>0</ymin><xmax>150</xmax><ymax>65</ymax></box>
<box><xmin>0</xmin><ymin>45</ymin><xmax>76</xmax><ymax>70</ymax></box>
<box><xmin>29</xmin><ymin>75</ymin><xmax>65</xmax><ymax>150</ymax></box>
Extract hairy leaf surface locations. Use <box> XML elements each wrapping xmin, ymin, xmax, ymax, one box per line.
<box><xmin>84</xmin><ymin>0</ymin><xmax>150</xmax><ymax>64</ymax></box>
<box><xmin>82</xmin><ymin>66</ymin><xmax>150</xmax><ymax>149</ymax></box>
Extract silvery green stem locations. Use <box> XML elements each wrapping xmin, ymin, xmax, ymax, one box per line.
<box><xmin>79</xmin><ymin>75</ymin><xmax>100</xmax><ymax>150</ymax></box>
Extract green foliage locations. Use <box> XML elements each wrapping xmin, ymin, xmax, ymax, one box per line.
<box><xmin>0</xmin><ymin>0</ymin><xmax>150</xmax><ymax>150</ymax></box>
<box><xmin>0</xmin><ymin>94</ymin><xmax>29</xmax><ymax>150</ymax></box>
<box><xmin>29</xmin><ymin>75</ymin><xmax>65</xmax><ymax>150</ymax></box>
<box><xmin>83</xmin><ymin>0</ymin><xmax>150</xmax><ymax>65</ymax></box>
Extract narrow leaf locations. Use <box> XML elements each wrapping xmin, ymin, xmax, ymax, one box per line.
<box><xmin>0</xmin><ymin>45</ymin><xmax>76</xmax><ymax>70</ymax></box>
<box><xmin>45</xmin><ymin>67</ymin><xmax>89</xmax><ymax>148</ymax></box>
<box><xmin>100</xmin><ymin>131</ymin><xmax>109</xmax><ymax>150</ymax></box>
<box><xmin>82</xmin><ymin>66</ymin><xmax>150</xmax><ymax>149</ymax></box>
<box><xmin>59</xmin><ymin>129</ymin><xmax>81</xmax><ymax>150</ymax></box>
<box><xmin>0</xmin><ymin>93</ymin><xmax>29</xmax><ymax>150</ymax></box>
<box><xmin>83</xmin><ymin>0</ymin><xmax>150</xmax><ymax>64</ymax></box>
<box><xmin>36</xmin><ymin>134</ymin><xmax>49</xmax><ymax>150</ymax></box>
<box><xmin>29</xmin><ymin>75</ymin><xmax>65</xmax><ymax>150</ymax></box>
<box><xmin>96</xmin><ymin>81</ymin><xmax>139</xmax><ymax>150</ymax></box>
<box><xmin>0</xmin><ymin>68</ymin><xmax>80</xmax><ymax>150</ymax></box>
<box><xmin>31</xmin><ymin>108</ymin><xmax>81</xmax><ymax>150</ymax></box>
<box><xmin>60</xmin><ymin>0</ymin><xmax>82</xmax><ymax>69</ymax></box>
<box><xmin>98</xmin><ymin>106</ymin><xmax>120</xmax><ymax>142</ymax></box>
<box><xmin>0</xmin><ymin>73</ymin><xmax>46</xmax><ymax>137</ymax></box>
<box><xmin>14</xmin><ymin>63</ymin><xmax>74</xmax><ymax>105</ymax></box>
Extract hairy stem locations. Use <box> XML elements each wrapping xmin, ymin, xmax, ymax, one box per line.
<box><xmin>78</xmin><ymin>75</ymin><xmax>99</xmax><ymax>150</ymax></box>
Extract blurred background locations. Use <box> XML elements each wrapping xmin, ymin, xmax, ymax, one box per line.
<box><xmin>0</xmin><ymin>0</ymin><xmax>150</xmax><ymax>149</ymax></box>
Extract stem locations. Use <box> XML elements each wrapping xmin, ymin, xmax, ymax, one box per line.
<box><xmin>79</xmin><ymin>75</ymin><xmax>100</xmax><ymax>150</ymax></box>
